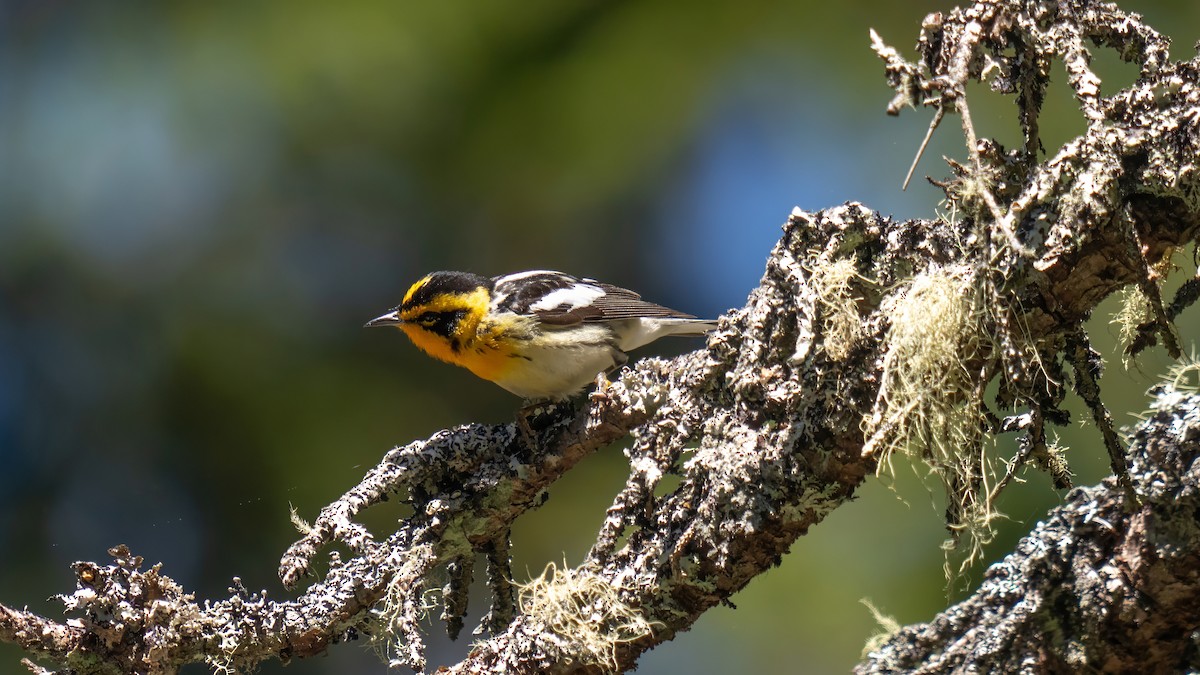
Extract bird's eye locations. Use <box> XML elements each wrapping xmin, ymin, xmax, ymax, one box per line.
<box><xmin>417</xmin><ymin>313</ymin><xmax>437</xmax><ymax>326</ymax></box>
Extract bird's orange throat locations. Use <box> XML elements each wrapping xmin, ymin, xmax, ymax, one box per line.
<box><xmin>397</xmin><ymin>324</ymin><xmax>468</xmax><ymax>366</ymax></box>
<box><xmin>394</xmin><ymin>286</ymin><xmax>490</xmax><ymax>364</ymax></box>
<box><xmin>397</xmin><ymin>323</ymin><xmax>516</xmax><ymax>383</ymax></box>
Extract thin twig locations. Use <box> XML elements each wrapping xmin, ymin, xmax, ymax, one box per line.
<box><xmin>904</xmin><ymin>105</ymin><xmax>946</xmax><ymax>191</ymax></box>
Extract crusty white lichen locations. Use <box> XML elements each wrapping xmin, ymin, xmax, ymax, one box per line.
<box><xmin>860</xmin><ymin>389</ymin><xmax>1200</xmax><ymax>674</ymax></box>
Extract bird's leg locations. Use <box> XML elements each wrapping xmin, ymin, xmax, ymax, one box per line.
<box><xmin>589</xmin><ymin>351</ymin><xmax>627</xmax><ymax>404</ymax></box>
<box><xmin>516</xmin><ymin>396</ymin><xmax>591</xmax><ymax>448</ymax></box>
<box><xmin>515</xmin><ymin>401</ymin><xmax>540</xmax><ymax>449</ymax></box>
<box><xmin>589</xmin><ymin>371</ymin><xmax>612</xmax><ymax>403</ymax></box>
<box><xmin>590</xmin><ymin>348</ymin><xmax>628</xmax><ymax>401</ymax></box>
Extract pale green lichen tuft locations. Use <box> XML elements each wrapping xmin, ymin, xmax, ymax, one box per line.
<box><xmin>1111</xmin><ymin>246</ymin><xmax>1179</xmax><ymax>368</ymax></box>
<box><xmin>864</xmin><ymin>264</ymin><xmax>1002</xmax><ymax>579</ymax></box>
<box><xmin>1167</xmin><ymin>357</ymin><xmax>1200</xmax><ymax>392</ymax></box>
<box><xmin>808</xmin><ymin>255</ymin><xmax>869</xmax><ymax>361</ymax></box>
<box><xmin>370</xmin><ymin>544</ymin><xmax>438</xmax><ymax>671</ymax></box>
<box><xmin>1112</xmin><ymin>285</ymin><xmax>1152</xmax><ymax>368</ymax></box>
<box><xmin>517</xmin><ymin>561</ymin><xmax>659</xmax><ymax>673</ymax></box>
<box><xmin>859</xmin><ymin>598</ymin><xmax>903</xmax><ymax>658</ymax></box>
<box><xmin>865</xmin><ymin>264</ymin><xmax>984</xmax><ymax>475</ymax></box>
<box><xmin>288</xmin><ymin>504</ymin><xmax>313</xmax><ymax>536</ymax></box>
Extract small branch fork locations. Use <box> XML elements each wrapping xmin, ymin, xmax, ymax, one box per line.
<box><xmin>5</xmin><ymin>1</ymin><xmax>1200</xmax><ymax>673</ymax></box>
<box><xmin>1066</xmin><ymin>327</ymin><xmax>1138</xmax><ymax>498</ymax></box>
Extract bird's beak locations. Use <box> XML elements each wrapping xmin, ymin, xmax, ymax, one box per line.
<box><xmin>364</xmin><ymin>311</ymin><xmax>403</xmax><ymax>328</ymax></box>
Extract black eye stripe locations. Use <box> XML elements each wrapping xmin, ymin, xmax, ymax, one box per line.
<box><xmin>418</xmin><ymin>310</ymin><xmax>467</xmax><ymax>332</ymax></box>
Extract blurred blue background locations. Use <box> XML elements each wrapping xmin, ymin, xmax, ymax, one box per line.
<box><xmin>2</xmin><ymin>1</ymin><xmax>1198</xmax><ymax>672</ymax></box>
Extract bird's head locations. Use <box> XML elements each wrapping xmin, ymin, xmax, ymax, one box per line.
<box><xmin>366</xmin><ymin>271</ymin><xmax>492</xmax><ymax>360</ymax></box>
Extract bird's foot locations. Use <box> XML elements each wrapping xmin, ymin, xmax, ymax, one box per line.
<box><xmin>589</xmin><ymin>371</ymin><xmax>612</xmax><ymax>404</ymax></box>
<box><xmin>515</xmin><ymin>404</ymin><xmax>540</xmax><ymax>449</ymax></box>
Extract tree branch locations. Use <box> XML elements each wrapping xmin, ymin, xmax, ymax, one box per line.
<box><xmin>858</xmin><ymin>386</ymin><xmax>1200</xmax><ymax>674</ymax></box>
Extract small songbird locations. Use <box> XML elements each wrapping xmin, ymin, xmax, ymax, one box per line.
<box><xmin>366</xmin><ymin>270</ymin><xmax>716</xmax><ymax>400</ymax></box>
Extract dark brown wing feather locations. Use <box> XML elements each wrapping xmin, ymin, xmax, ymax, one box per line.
<box><xmin>580</xmin><ymin>283</ymin><xmax>697</xmax><ymax>322</ymax></box>
<box><xmin>492</xmin><ymin>272</ymin><xmax>695</xmax><ymax>327</ymax></box>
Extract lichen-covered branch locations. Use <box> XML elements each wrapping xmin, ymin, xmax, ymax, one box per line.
<box><xmin>4</xmin><ymin>0</ymin><xmax>1200</xmax><ymax>673</ymax></box>
<box><xmin>857</xmin><ymin>383</ymin><xmax>1200</xmax><ymax>674</ymax></box>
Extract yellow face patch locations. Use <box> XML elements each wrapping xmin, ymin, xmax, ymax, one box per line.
<box><xmin>395</xmin><ymin>286</ymin><xmax>517</xmax><ymax>382</ymax></box>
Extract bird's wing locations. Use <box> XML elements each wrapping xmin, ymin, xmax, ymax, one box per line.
<box><xmin>491</xmin><ymin>271</ymin><xmax>695</xmax><ymax>326</ymax></box>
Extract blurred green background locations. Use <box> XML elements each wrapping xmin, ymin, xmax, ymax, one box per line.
<box><xmin>2</xmin><ymin>1</ymin><xmax>1198</xmax><ymax>673</ymax></box>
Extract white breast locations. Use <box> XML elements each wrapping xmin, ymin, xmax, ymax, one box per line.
<box><xmin>492</xmin><ymin>341</ymin><xmax>623</xmax><ymax>400</ymax></box>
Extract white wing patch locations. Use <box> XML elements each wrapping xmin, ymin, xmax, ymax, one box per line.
<box><xmin>495</xmin><ymin>269</ymin><xmax>561</xmax><ymax>284</ymax></box>
<box><xmin>529</xmin><ymin>284</ymin><xmax>606</xmax><ymax>312</ymax></box>
<box><xmin>492</xmin><ymin>270</ymin><xmax>570</xmax><ymax>308</ymax></box>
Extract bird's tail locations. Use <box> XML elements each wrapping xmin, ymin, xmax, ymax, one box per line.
<box><xmin>618</xmin><ymin>317</ymin><xmax>717</xmax><ymax>351</ymax></box>
<box><xmin>662</xmin><ymin>318</ymin><xmax>718</xmax><ymax>337</ymax></box>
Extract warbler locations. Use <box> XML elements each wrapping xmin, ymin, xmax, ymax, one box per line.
<box><xmin>366</xmin><ymin>270</ymin><xmax>716</xmax><ymax>400</ymax></box>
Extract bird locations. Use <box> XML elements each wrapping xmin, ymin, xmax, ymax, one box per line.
<box><xmin>365</xmin><ymin>270</ymin><xmax>716</xmax><ymax>401</ymax></box>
